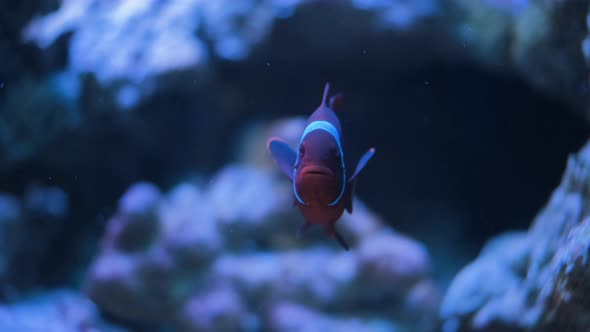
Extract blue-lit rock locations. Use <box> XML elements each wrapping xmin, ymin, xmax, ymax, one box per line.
<box><xmin>441</xmin><ymin>140</ymin><xmax>590</xmax><ymax>332</ymax></box>
<box><xmin>545</xmin><ymin>217</ymin><xmax>590</xmax><ymax>331</ymax></box>
<box><xmin>22</xmin><ymin>0</ymin><xmax>310</xmax><ymax>88</ymax></box>
<box><xmin>24</xmin><ymin>0</ymin><xmax>208</xmax><ymax>84</ymax></box>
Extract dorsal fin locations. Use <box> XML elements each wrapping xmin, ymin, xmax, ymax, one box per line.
<box><xmin>321</xmin><ymin>82</ymin><xmax>330</xmax><ymax>106</ymax></box>
<box><xmin>329</xmin><ymin>93</ymin><xmax>343</xmax><ymax>110</ymax></box>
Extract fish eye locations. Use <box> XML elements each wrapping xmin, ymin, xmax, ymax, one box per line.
<box><xmin>300</xmin><ymin>145</ymin><xmax>305</xmax><ymax>156</ymax></box>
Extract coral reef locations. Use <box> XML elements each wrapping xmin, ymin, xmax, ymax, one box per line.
<box><xmin>0</xmin><ymin>289</ymin><xmax>127</xmax><ymax>332</ymax></box>
<box><xmin>0</xmin><ymin>184</ymin><xmax>69</xmax><ymax>294</ymax></box>
<box><xmin>0</xmin><ymin>1</ymin><xmax>586</xmax><ymax>331</ymax></box>
<box><xmin>22</xmin><ymin>0</ymin><xmax>590</xmax><ymax>117</ymax></box>
<box><xmin>440</xmin><ymin>140</ymin><xmax>590</xmax><ymax>332</ymax></box>
<box><xmin>84</xmin><ymin>149</ymin><xmax>440</xmax><ymax>331</ymax></box>
<box><xmin>351</xmin><ymin>0</ymin><xmax>438</xmax><ymax>29</ymax></box>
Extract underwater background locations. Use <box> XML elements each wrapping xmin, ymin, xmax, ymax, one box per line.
<box><xmin>1</xmin><ymin>0</ymin><xmax>590</xmax><ymax>331</ymax></box>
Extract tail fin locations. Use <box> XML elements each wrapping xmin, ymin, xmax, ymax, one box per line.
<box><xmin>333</xmin><ymin>229</ymin><xmax>350</xmax><ymax>251</ymax></box>
<box><xmin>326</xmin><ymin>223</ymin><xmax>350</xmax><ymax>251</ymax></box>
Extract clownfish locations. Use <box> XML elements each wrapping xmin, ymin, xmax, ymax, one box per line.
<box><xmin>266</xmin><ymin>83</ymin><xmax>375</xmax><ymax>250</ymax></box>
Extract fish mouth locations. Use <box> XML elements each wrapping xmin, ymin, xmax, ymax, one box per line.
<box><xmin>300</xmin><ymin>165</ymin><xmax>334</xmax><ymax>177</ymax></box>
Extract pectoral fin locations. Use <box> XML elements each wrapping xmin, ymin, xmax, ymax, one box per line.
<box><xmin>345</xmin><ymin>147</ymin><xmax>375</xmax><ymax>214</ymax></box>
<box><xmin>344</xmin><ymin>181</ymin><xmax>355</xmax><ymax>214</ymax></box>
<box><xmin>349</xmin><ymin>147</ymin><xmax>375</xmax><ymax>183</ymax></box>
<box><xmin>267</xmin><ymin>137</ymin><xmax>297</xmax><ymax>180</ymax></box>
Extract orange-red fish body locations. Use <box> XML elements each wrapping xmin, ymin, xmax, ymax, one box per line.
<box><xmin>267</xmin><ymin>83</ymin><xmax>375</xmax><ymax>250</ymax></box>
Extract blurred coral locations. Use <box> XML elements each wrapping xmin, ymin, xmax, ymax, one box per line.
<box><xmin>0</xmin><ymin>289</ymin><xmax>128</xmax><ymax>332</ymax></box>
<box><xmin>267</xmin><ymin>301</ymin><xmax>401</xmax><ymax>332</ymax></box>
<box><xmin>22</xmin><ymin>0</ymin><xmax>306</xmax><ymax>111</ymax></box>
<box><xmin>84</xmin><ymin>125</ymin><xmax>441</xmax><ymax>331</ymax></box>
